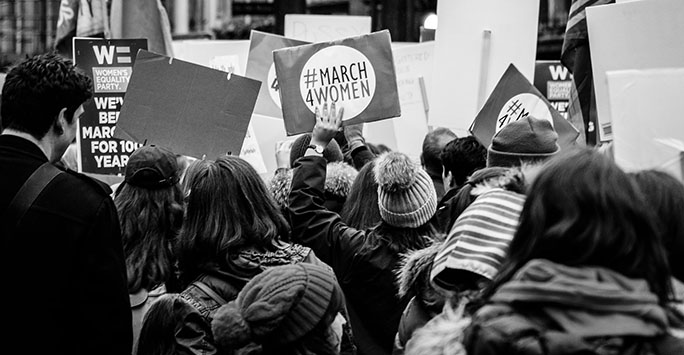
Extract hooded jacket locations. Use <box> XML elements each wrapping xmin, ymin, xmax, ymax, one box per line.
<box><xmin>393</xmin><ymin>244</ymin><xmax>444</xmax><ymax>355</ymax></box>
<box><xmin>463</xmin><ymin>259</ymin><xmax>684</xmax><ymax>355</ymax></box>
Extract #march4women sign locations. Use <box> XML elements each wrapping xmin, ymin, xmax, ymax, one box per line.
<box><xmin>274</xmin><ymin>30</ymin><xmax>401</xmax><ymax>135</ymax></box>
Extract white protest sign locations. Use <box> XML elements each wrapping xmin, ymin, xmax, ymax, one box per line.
<box><xmin>172</xmin><ymin>40</ymin><xmax>250</xmax><ymax>75</ymax></box>
<box><xmin>429</xmin><ymin>0</ymin><xmax>539</xmax><ymax>135</ymax></box>
<box><xmin>240</xmin><ymin>124</ymin><xmax>268</xmax><ymax>174</ymax></box>
<box><xmin>364</xmin><ymin>76</ymin><xmax>429</xmax><ymax>162</ymax></box>
<box><xmin>393</xmin><ymin>42</ymin><xmax>434</xmax><ymax>108</ymax></box>
<box><xmin>285</xmin><ymin>14</ymin><xmax>371</xmax><ymax>43</ymax></box>
<box><xmin>607</xmin><ymin>68</ymin><xmax>684</xmax><ymax>181</ymax></box>
<box><xmin>587</xmin><ymin>0</ymin><xmax>684</xmax><ymax>141</ymax></box>
<box><xmin>250</xmin><ymin>114</ymin><xmax>290</xmax><ymax>179</ymax></box>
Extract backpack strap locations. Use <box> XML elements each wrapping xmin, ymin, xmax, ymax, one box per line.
<box><xmin>193</xmin><ymin>280</ymin><xmax>228</xmax><ymax>305</ymax></box>
<box><xmin>2</xmin><ymin>162</ymin><xmax>62</xmax><ymax>238</ymax></box>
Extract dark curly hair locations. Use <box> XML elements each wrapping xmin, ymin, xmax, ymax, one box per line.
<box><xmin>440</xmin><ymin>136</ymin><xmax>486</xmax><ymax>189</ymax></box>
<box><xmin>1</xmin><ymin>52</ymin><xmax>92</xmax><ymax>138</ymax></box>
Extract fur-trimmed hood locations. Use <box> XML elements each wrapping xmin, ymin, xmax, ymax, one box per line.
<box><xmin>396</xmin><ymin>243</ymin><xmax>442</xmax><ymax>299</ymax></box>
<box><xmin>268</xmin><ymin>162</ymin><xmax>358</xmax><ymax>208</ymax></box>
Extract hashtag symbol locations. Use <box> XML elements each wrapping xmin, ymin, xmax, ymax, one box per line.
<box><xmin>506</xmin><ymin>99</ymin><xmax>523</xmax><ymax>117</ymax></box>
<box><xmin>303</xmin><ymin>69</ymin><xmax>318</xmax><ymax>89</ymax></box>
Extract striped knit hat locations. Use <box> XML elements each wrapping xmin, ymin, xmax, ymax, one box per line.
<box><xmin>431</xmin><ymin>188</ymin><xmax>525</xmax><ymax>291</ymax></box>
<box><xmin>375</xmin><ymin>152</ymin><xmax>438</xmax><ymax>228</ymax></box>
<box><xmin>211</xmin><ymin>263</ymin><xmax>343</xmax><ymax>348</ymax></box>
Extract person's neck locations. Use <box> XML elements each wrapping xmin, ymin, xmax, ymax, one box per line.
<box><xmin>1</xmin><ymin>129</ymin><xmax>52</xmax><ymax>161</ymax></box>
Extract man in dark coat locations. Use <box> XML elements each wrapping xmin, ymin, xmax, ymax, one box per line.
<box><xmin>0</xmin><ymin>53</ymin><xmax>131</xmax><ymax>355</ymax></box>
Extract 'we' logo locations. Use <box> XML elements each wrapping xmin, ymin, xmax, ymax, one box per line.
<box><xmin>93</xmin><ymin>46</ymin><xmax>132</xmax><ymax>65</ymax></box>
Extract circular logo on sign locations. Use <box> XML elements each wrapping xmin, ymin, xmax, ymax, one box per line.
<box><xmin>267</xmin><ymin>63</ymin><xmax>282</xmax><ymax>108</ymax></box>
<box><xmin>496</xmin><ymin>93</ymin><xmax>553</xmax><ymax>133</ymax></box>
<box><xmin>299</xmin><ymin>45</ymin><xmax>376</xmax><ymax>120</ymax></box>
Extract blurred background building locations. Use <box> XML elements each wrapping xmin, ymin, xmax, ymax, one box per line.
<box><xmin>0</xmin><ymin>0</ymin><xmax>569</xmax><ymax>70</ymax></box>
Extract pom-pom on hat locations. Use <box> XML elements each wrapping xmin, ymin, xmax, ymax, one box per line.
<box><xmin>211</xmin><ymin>263</ymin><xmax>343</xmax><ymax>349</ymax></box>
<box><xmin>375</xmin><ymin>152</ymin><xmax>437</xmax><ymax>228</ymax></box>
<box><xmin>289</xmin><ymin>133</ymin><xmax>343</xmax><ymax>166</ymax></box>
<box><xmin>124</xmin><ymin>145</ymin><xmax>180</xmax><ymax>189</ymax></box>
<box><xmin>487</xmin><ymin>116</ymin><xmax>560</xmax><ymax>168</ymax></box>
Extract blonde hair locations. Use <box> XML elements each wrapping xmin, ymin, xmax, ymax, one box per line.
<box><xmin>404</xmin><ymin>301</ymin><xmax>470</xmax><ymax>355</ymax></box>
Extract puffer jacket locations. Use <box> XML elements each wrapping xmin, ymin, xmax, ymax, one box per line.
<box><xmin>463</xmin><ymin>259</ymin><xmax>684</xmax><ymax>355</ymax></box>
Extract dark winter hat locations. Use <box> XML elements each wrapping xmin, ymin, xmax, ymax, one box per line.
<box><xmin>211</xmin><ymin>263</ymin><xmax>343</xmax><ymax>348</ymax></box>
<box><xmin>289</xmin><ymin>133</ymin><xmax>344</xmax><ymax>166</ymax></box>
<box><xmin>375</xmin><ymin>152</ymin><xmax>438</xmax><ymax>228</ymax></box>
<box><xmin>487</xmin><ymin>116</ymin><xmax>560</xmax><ymax>168</ymax></box>
<box><xmin>124</xmin><ymin>145</ymin><xmax>180</xmax><ymax>189</ymax></box>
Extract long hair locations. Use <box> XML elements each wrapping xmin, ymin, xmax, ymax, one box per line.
<box><xmin>340</xmin><ymin>160</ymin><xmax>382</xmax><ymax>230</ymax></box>
<box><xmin>177</xmin><ymin>156</ymin><xmax>290</xmax><ymax>285</ymax></box>
<box><xmin>137</xmin><ymin>293</ymin><xmax>212</xmax><ymax>355</ymax></box>
<box><xmin>631</xmin><ymin>169</ymin><xmax>684</xmax><ymax>283</ymax></box>
<box><xmin>369</xmin><ymin>222</ymin><xmax>439</xmax><ymax>254</ymax></box>
<box><xmin>480</xmin><ymin>148</ymin><xmax>672</xmax><ymax>304</ymax></box>
<box><xmin>115</xmin><ymin>183</ymin><xmax>184</xmax><ymax>293</ymax></box>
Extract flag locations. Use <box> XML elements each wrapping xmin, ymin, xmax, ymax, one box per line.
<box><xmin>55</xmin><ymin>0</ymin><xmax>109</xmax><ymax>58</ymax></box>
<box><xmin>110</xmin><ymin>0</ymin><xmax>174</xmax><ymax>57</ymax></box>
<box><xmin>560</xmin><ymin>0</ymin><xmax>614</xmax><ymax>145</ymax></box>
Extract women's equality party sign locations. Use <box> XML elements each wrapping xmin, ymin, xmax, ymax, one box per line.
<box><xmin>274</xmin><ymin>30</ymin><xmax>401</xmax><ymax>136</ymax></box>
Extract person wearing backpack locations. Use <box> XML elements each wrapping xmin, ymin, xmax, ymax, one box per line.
<box><xmin>168</xmin><ymin>156</ymin><xmax>339</xmax><ymax>354</ymax></box>
<box><xmin>461</xmin><ymin>148</ymin><xmax>684</xmax><ymax>355</ymax></box>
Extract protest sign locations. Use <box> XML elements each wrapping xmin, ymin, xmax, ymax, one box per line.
<box><xmin>587</xmin><ymin>0</ymin><xmax>684</xmax><ymax>141</ymax></box>
<box><xmin>114</xmin><ymin>50</ymin><xmax>260</xmax><ymax>160</ymax></box>
<box><xmin>607</xmin><ymin>68</ymin><xmax>684</xmax><ymax>181</ymax></box>
<box><xmin>274</xmin><ymin>30</ymin><xmax>401</xmax><ymax>136</ymax></box>
<box><xmin>246</xmin><ymin>31</ymin><xmax>309</xmax><ymax>119</ymax></box>
<box><xmin>250</xmin><ymin>114</ymin><xmax>291</xmax><ymax>179</ymax></box>
<box><xmin>470</xmin><ymin>64</ymin><xmax>579</xmax><ymax>149</ymax></box>
<box><xmin>172</xmin><ymin>40</ymin><xmax>250</xmax><ymax>75</ymax></box>
<box><xmin>393</xmin><ymin>41</ymin><xmax>434</xmax><ymax>109</ymax></box>
<box><xmin>240</xmin><ymin>124</ymin><xmax>267</xmax><ymax>174</ymax></box>
<box><xmin>534</xmin><ymin>60</ymin><xmax>572</xmax><ymax>119</ymax></box>
<box><xmin>429</xmin><ymin>0</ymin><xmax>539</xmax><ymax>134</ymax></box>
<box><xmin>364</xmin><ymin>75</ymin><xmax>429</xmax><ymax>162</ymax></box>
<box><xmin>284</xmin><ymin>14</ymin><xmax>371</xmax><ymax>43</ymax></box>
<box><xmin>73</xmin><ymin>38</ymin><xmax>148</xmax><ymax>175</ymax></box>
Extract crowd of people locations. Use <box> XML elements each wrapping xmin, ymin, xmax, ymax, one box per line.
<box><xmin>2</xmin><ymin>53</ymin><xmax>684</xmax><ymax>355</ymax></box>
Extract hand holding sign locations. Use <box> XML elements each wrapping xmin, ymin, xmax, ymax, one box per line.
<box><xmin>275</xmin><ymin>139</ymin><xmax>295</xmax><ymax>169</ymax></box>
<box><xmin>312</xmin><ymin>102</ymin><xmax>344</xmax><ymax>147</ymax></box>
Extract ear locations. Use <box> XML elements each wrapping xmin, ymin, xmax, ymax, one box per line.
<box><xmin>53</xmin><ymin>108</ymin><xmax>68</xmax><ymax>135</ymax></box>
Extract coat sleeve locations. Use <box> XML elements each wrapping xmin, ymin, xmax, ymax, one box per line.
<box><xmin>288</xmin><ymin>156</ymin><xmax>366</xmax><ymax>279</ymax></box>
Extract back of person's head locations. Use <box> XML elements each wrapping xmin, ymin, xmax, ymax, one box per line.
<box><xmin>177</xmin><ymin>155</ymin><xmax>290</xmax><ymax>284</ymax></box>
<box><xmin>116</xmin><ymin>145</ymin><xmax>184</xmax><ymax>293</ymax></box>
<box><xmin>1</xmin><ymin>53</ymin><xmax>92</xmax><ymax>139</ymax></box>
<box><xmin>485</xmin><ymin>148</ymin><xmax>672</xmax><ymax>303</ymax></box>
<box><xmin>373</xmin><ymin>152</ymin><xmax>440</xmax><ymax>252</ymax></box>
<box><xmin>486</xmin><ymin>116</ymin><xmax>560</xmax><ymax>168</ymax></box>
<box><xmin>440</xmin><ymin>136</ymin><xmax>486</xmax><ymax>188</ymax></box>
<box><xmin>421</xmin><ymin>127</ymin><xmax>457</xmax><ymax>177</ymax></box>
<box><xmin>340</xmin><ymin>160</ymin><xmax>382</xmax><ymax>230</ymax></box>
<box><xmin>289</xmin><ymin>133</ymin><xmax>343</xmax><ymax>166</ymax></box>
<box><xmin>211</xmin><ymin>263</ymin><xmax>345</xmax><ymax>355</ymax></box>
<box><xmin>137</xmin><ymin>293</ymin><xmax>213</xmax><ymax>355</ymax></box>
<box><xmin>631</xmin><ymin>169</ymin><xmax>684</xmax><ymax>283</ymax></box>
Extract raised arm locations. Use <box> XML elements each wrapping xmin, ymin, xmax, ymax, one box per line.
<box><xmin>287</xmin><ymin>103</ymin><xmax>365</xmax><ymax>277</ymax></box>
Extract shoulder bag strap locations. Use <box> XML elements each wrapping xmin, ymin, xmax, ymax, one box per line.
<box><xmin>193</xmin><ymin>280</ymin><xmax>229</xmax><ymax>305</ymax></box>
<box><xmin>2</xmin><ymin>162</ymin><xmax>62</xmax><ymax>237</ymax></box>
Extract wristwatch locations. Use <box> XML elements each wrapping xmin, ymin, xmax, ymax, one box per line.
<box><xmin>307</xmin><ymin>144</ymin><xmax>325</xmax><ymax>154</ymax></box>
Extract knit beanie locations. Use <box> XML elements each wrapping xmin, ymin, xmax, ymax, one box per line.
<box><xmin>430</xmin><ymin>189</ymin><xmax>525</xmax><ymax>291</ymax></box>
<box><xmin>487</xmin><ymin>116</ymin><xmax>560</xmax><ymax>168</ymax></box>
<box><xmin>211</xmin><ymin>263</ymin><xmax>343</xmax><ymax>349</ymax></box>
<box><xmin>290</xmin><ymin>133</ymin><xmax>344</xmax><ymax>166</ymax></box>
<box><xmin>375</xmin><ymin>152</ymin><xmax>438</xmax><ymax>228</ymax></box>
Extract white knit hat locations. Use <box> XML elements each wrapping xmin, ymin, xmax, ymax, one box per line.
<box><xmin>374</xmin><ymin>152</ymin><xmax>437</xmax><ymax>228</ymax></box>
